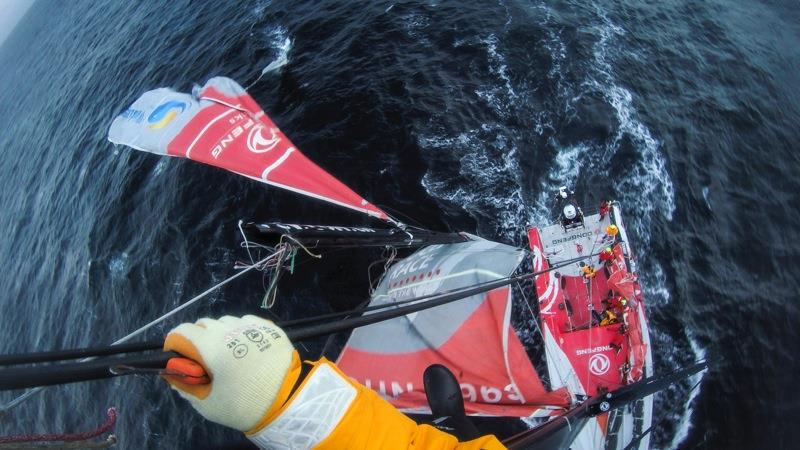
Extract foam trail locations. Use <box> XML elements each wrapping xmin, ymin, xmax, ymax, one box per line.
<box><xmin>475</xmin><ymin>34</ymin><xmax>518</xmax><ymax>119</ymax></box>
<box><xmin>419</xmin><ymin>124</ymin><xmax>526</xmax><ymax>240</ymax></box>
<box><xmin>639</xmin><ymin>261</ymin><xmax>672</xmax><ymax>308</ymax></box>
<box><xmin>419</xmin><ymin>35</ymin><xmax>527</xmax><ymax>242</ymax></box>
<box><xmin>668</xmin><ymin>333</ymin><xmax>707</xmax><ymax>449</ymax></box>
<box><xmin>702</xmin><ymin>186</ymin><xmax>712</xmax><ymax>210</ymax></box>
<box><xmin>589</xmin><ymin>8</ymin><xmax>675</xmax><ymax>240</ymax></box>
<box><xmin>246</xmin><ymin>27</ymin><xmax>292</xmax><ymax>89</ymax></box>
<box><xmin>261</xmin><ymin>35</ymin><xmax>292</xmax><ymax>75</ymax></box>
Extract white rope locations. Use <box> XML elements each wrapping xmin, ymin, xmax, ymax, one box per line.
<box><xmin>238</xmin><ymin>220</ymin><xmax>255</xmax><ymax>265</ymax></box>
<box><xmin>113</xmin><ymin>254</ymin><xmax>274</xmax><ymax>344</ymax></box>
<box><xmin>0</xmin><ymin>254</ymin><xmax>274</xmax><ymax>413</ymax></box>
<box><xmin>368</xmin><ymin>246</ymin><xmax>397</xmax><ymax>296</ymax></box>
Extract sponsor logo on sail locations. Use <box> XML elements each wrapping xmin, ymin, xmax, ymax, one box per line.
<box><xmin>120</xmin><ymin>108</ymin><xmax>145</xmax><ymax>123</ymax></box>
<box><xmin>211</xmin><ymin>117</ymin><xmax>255</xmax><ymax>159</ymax></box>
<box><xmin>589</xmin><ymin>353</ymin><xmax>611</xmax><ymax>376</ymax></box>
<box><xmin>147</xmin><ymin>101</ymin><xmax>187</xmax><ymax>130</ymax></box>
<box><xmin>247</xmin><ymin>125</ymin><xmax>281</xmax><ymax>153</ymax></box>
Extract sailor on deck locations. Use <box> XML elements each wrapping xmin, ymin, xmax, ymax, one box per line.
<box><xmin>599</xmin><ymin>310</ymin><xmax>618</xmax><ymax>326</ymax></box>
<box><xmin>579</xmin><ymin>262</ymin><xmax>597</xmax><ymax>279</ymax></box>
<box><xmin>603</xmin><ymin>295</ymin><xmax>628</xmax><ymax>315</ymax></box>
<box><xmin>599</xmin><ymin>200</ymin><xmax>610</xmax><ymax>220</ymax></box>
<box><xmin>162</xmin><ymin>315</ymin><xmax>506</xmax><ymax>450</ymax></box>
<box><xmin>609</xmin><ymin>325</ymin><xmax>627</xmax><ymax>355</ymax></box>
<box><xmin>605</xmin><ymin>224</ymin><xmax>619</xmax><ymax>239</ymax></box>
<box><xmin>599</xmin><ymin>246</ymin><xmax>614</xmax><ymax>265</ymax></box>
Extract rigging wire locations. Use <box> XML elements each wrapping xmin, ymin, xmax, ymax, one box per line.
<box><xmin>367</xmin><ymin>246</ymin><xmax>398</xmax><ymax>296</ymax></box>
<box><xmin>375</xmin><ymin>204</ymin><xmax>429</xmax><ymax>231</ymax></box>
<box><xmin>517</xmin><ymin>267</ymin><xmax>584</xmax><ymax>404</ymax></box>
<box><xmin>282</xmin><ymin>250</ymin><xmax>602</xmax><ymax>329</ymax></box>
<box><xmin>0</xmin><ymin>250</ymin><xmax>606</xmax><ymax>370</ymax></box>
<box><xmin>238</xmin><ymin>219</ymin><xmax>256</xmax><ymax>265</ymax></box>
<box><xmin>0</xmin><ymin>407</ymin><xmax>117</xmax><ymax>446</ymax></box>
<box><xmin>0</xmin><ymin>242</ymin><xmax>602</xmax><ymax>410</ymax></box>
<box><xmin>0</xmin><ymin>254</ymin><xmax>276</xmax><ymax>414</ymax></box>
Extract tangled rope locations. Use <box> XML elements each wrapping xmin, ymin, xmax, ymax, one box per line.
<box><xmin>236</xmin><ymin>221</ymin><xmax>324</xmax><ymax>309</ymax></box>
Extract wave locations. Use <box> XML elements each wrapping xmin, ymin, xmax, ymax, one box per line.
<box><xmin>528</xmin><ymin>142</ymin><xmax>590</xmax><ymax>225</ymax></box>
<box><xmin>260</xmin><ymin>27</ymin><xmax>292</xmax><ymax>75</ymax></box>
<box><xmin>588</xmin><ymin>9</ymin><xmax>675</xmax><ymax>235</ymax></box>
<box><xmin>108</xmin><ymin>251</ymin><xmax>129</xmax><ymax>279</ymax></box>
<box><xmin>666</xmin><ymin>332</ymin><xmax>707</xmax><ymax>449</ymax></box>
<box><xmin>418</xmin><ymin>33</ymin><xmax>528</xmax><ymax>242</ymax></box>
<box><xmin>244</xmin><ymin>26</ymin><xmax>292</xmax><ymax>90</ymax></box>
<box><xmin>475</xmin><ymin>34</ymin><xmax>518</xmax><ymax>119</ymax></box>
<box><xmin>419</xmin><ymin>124</ymin><xmax>526</xmax><ymax>240</ymax></box>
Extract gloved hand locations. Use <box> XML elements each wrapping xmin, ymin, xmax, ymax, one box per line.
<box><xmin>163</xmin><ymin>315</ymin><xmax>296</xmax><ymax>432</ymax></box>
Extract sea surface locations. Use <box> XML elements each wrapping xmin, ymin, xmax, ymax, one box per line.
<box><xmin>0</xmin><ymin>1</ymin><xmax>798</xmax><ymax>449</ymax></box>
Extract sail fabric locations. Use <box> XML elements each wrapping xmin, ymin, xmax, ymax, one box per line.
<box><xmin>336</xmin><ymin>238</ymin><xmax>571</xmax><ymax>417</ymax></box>
<box><xmin>108</xmin><ymin>77</ymin><xmax>390</xmax><ymax>222</ymax></box>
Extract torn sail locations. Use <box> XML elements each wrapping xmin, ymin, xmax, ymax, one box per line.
<box><xmin>337</xmin><ymin>238</ymin><xmax>571</xmax><ymax>416</ymax></box>
<box><xmin>108</xmin><ymin>77</ymin><xmax>391</xmax><ymax>222</ymax></box>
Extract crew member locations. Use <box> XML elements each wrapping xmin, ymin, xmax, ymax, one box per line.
<box><xmin>620</xmin><ymin>361</ymin><xmax>632</xmax><ymax>383</ymax></box>
<box><xmin>599</xmin><ymin>200</ymin><xmax>610</xmax><ymax>220</ymax></box>
<box><xmin>579</xmin><ymin>262</ymin><xmax>596</xmax><ymax>279</ymax></box>
<box><xmin>598</xmin><ymin>246</ymin><xmax>614</xmax><ymax>265</ymax></box>
<box><xmin>162</xmin><ymin>315</ymin><xmax>506</xmax><ymax>450</ymax></box>
<box><xmin>556</xmin><ymin>186</ymin><xmax>574</xmax><ymax>201</ymax></box>
<box><xmin>605</xmin><ymin>224</ymin><xmax>619</xmax><ymax>239</ymax></box>
<box><xmin>599</xmin><ymin>309</ymin><xmax>617</xmax><ymax>326</ymax></box>
<box><xmin>604</xmin><ymin>295</ymin><xmax>628</xmax><ymax>314</ymax></box>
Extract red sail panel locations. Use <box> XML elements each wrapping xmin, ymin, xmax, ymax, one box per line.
<box><xmin>108</xmin><ymin>77</ymin><xmax>390</xmax><ymax>222</ymax></box>
<box><xmin>338</xmin><ymin>287</ymin><xmax>571</xmax><ymax>416</ymax></box>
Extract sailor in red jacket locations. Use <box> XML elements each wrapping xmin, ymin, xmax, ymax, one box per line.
<box><xmin>162</xmin><ymin>315</ymin><xmax>506</xmax><ymax>450</ymax></box>
<box><xmin>598</xmin><ymin>246</ymin><xmax>614</xmax><ymax>265</ymax></box>
<box><xmin>598</xmin><ymin>200</ymin><xmax>610</xmax><ymax>220</ymax></box>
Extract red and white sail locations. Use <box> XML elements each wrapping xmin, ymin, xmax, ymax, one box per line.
<box><xmin>337</xmin><ymin>238</ymin><xmax>571</xmax><ymax>417</ymax></box>
<box><xmin>108</xmin><ymin>77</ymin><xmax>392</xmax><ymax>223</ymax></box>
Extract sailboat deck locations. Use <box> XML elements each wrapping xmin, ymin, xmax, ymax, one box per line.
<box><xmin>528</xmin><ymin>203</ymin><xmax>651</xmax><ymax>399</ymax></box>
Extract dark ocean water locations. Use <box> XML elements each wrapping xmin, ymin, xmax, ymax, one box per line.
<box><xmin>0</xmin><ymin>0</ymin><xmax>798</xmax><ymax>449</ymax></box>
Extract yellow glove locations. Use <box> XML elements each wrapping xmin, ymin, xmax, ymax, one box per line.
<box><xmin>163</xmin><ymin>315</ymin><xmax>296</xmax><ymax>432</ymax></box>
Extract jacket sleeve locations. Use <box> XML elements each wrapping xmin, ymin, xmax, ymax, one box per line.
<box><xmin>246</xmin><ymin>358</ymin><xmax>506</xmax><ymax>450</ymax></box>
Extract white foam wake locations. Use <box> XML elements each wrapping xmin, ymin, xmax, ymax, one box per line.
<box><xmin>589</xmin><ymin>9</ymin><xmax>675</xmax><ymax>237</ymax></box>
<box><xmin>532</xmin><ymin>8</ymin><xmax>674</xmax><ymax>243</ymax></box>
<box><xmin>245</xmin><ymin>27</ymin><xmax>292</xmax><ymax>90</ymax></box>
<box><xmin>667</xmin><ymin>333</ymin><xmax>707</xmax><ymax>449</ymax></box>
<box><xmin>261</xmin><ymin>27</ymin><xmax>292</xmax><ymax>75</ymax></box>
<box><xmin>418</xmin><ymin>34</ymin><xmax>528</xmax><ymax>242</ymax></box>
<box><xmin>419</xmin><ymin>124</ymin><xmax>526</xmax><ymax>240</ymax></box>
<box><xmin>529</xmin><ymin>142</ymin><xmax>593</xmax><ymax>226</ymax></box>
<box><xmin>475</xmin><ymin>34</ymin><xmax>519</xmax><ymax>119</ymax></box>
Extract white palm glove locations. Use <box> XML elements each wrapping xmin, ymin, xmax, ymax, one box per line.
<box><xmin>163</xmin><ymin>315</ymin><xmax>296</xmax><ymax>432</ymax></box>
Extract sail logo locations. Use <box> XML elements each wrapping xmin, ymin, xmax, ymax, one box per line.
<box><xmin>147</xmin><ymin>101</ymin><xmax>187</xmax><ymax>129</ymax></box>
<box><xmin>589</xmin><ymin>354</ymin><xmax>611</xmax><ymax>376</ymax></box>
<box><xmin>576</xmin><ymin>345</ymin><xmax>611</xmax><ymax>356</ymax></box>
<box><xmin>247</xmin><ymin>125</ymin><xmax>281</xmax><ymax>153</ymax></box>
<box><xmin>120</xmin><ymin>108</ymin><xmax>145</xmax><ymax>123</ymax></box>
